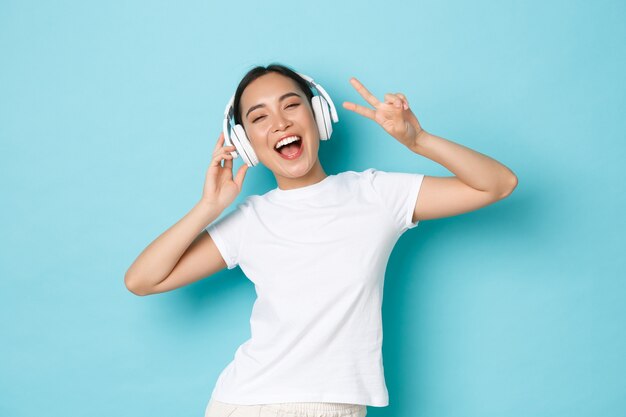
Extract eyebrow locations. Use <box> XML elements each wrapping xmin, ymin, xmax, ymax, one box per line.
<box><xmin>245</xmin><ymin>92</ymin><xmax>303</xmax><ymax>120</ymax></box>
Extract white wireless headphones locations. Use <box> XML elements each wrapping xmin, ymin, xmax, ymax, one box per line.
<box><xmin>222</xmin><ymin>72</ymin><xmax>339</xmax><ymax>167</ymax></box>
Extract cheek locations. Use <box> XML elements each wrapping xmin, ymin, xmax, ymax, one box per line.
<box><xmin>305</xmin><ymin>112</ymin><xmax>319</xmax><ymax>132</ymax></box>
<box><xmin>247</xmin><ymin>131</ymin><xmax>275</xmax><ymax>156</ymax></box>
<box><xmin>243</xmin><ymin>125</ymin><xmax>264</xmax><ymax>145</ymax></box>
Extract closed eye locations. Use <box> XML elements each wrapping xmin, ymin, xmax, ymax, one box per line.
<box><xmin>251</xmin><ymin>103</ymin><xmax>300</xmax><ymax>123</ymax></box>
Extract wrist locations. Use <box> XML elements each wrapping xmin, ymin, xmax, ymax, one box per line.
<box><xmin>196</xmin><ymin>199</ymin><xmax>225</xmax><ymax>215</ymax></box>
<box><xmin>410</xmin><ymin>129</ymin><xmax>431</xmax><ymax>154</ymax></box>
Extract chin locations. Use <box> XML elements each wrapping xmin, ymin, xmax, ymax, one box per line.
<box><xmin>280</xmin><ymin>161</ymin><xmax>314</xmax><ymax>178</ymax></box>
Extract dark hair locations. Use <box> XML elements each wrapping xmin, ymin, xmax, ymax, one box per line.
<box><xmin>233</xmin><ymin>63</ymin><xmax>314</xmax><ymax>126</ymax></box>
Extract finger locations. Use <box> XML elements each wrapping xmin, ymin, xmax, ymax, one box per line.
<box><xmin>223</xmin><ymin>152</ymin><xmax>234</xmax><ymax>170</ymax></box>
<box><xmin>384</xmin><ymin>93</ymin><xmax>403</xmax><ymax>109</ymax></box>
<box><xmin>234</xmin><ymin>163</ymin><xmax>249</xmax><ymax>189</ymax></box>
<box><xmin>349</xmin><ymin>77</ymin><xmax>381</xmax><ymax>107</ymax></box>
<box><xmin>213</xmin><ymin>132</ymin><xmax>225</xmax><ymax>153</ymax></box>
<box><xmin>210</xmin><ymin>153</ymin><xmax>223</xmax><ymax>168</ymax></box>
<box><xmin>342</xmin><ymin>101</ymin><xmax>376</xmax><ymax>120</ymax></box>
<box><xmin>396</xmin><ymin>93</ymin><xmax>409</xmax><ymax>110</ymax></box>
<box><xmin>213</xmin><ymin>145</ymin><xmax>236</xmax><ymax>159</ymax></box>
<box><xmin>211</xmin><ymin>151</ymin><xmax>234</xmax><ymax>167</ymax></box>
<box><xmin>210</xmin><ymin>155</ymin><xmax>230</xmax><ymax>169</ymax></box>
<box><xmin>217</xmin><ymin>150</ymin><xmax>235</xmax><ymax>161</ymax></box>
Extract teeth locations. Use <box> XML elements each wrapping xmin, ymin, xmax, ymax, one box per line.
<box><xmin>275</xmin><ymin>136</ymin><xmax>301</xmax><ymax>149</ymax></box>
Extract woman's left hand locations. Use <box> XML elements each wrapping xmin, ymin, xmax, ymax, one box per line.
<box><xmin>343</xmin><ymin>77</ymin><xmax>426</xmax><ymax>149</ymax></box>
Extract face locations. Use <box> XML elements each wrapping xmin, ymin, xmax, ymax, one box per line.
<box><xmin>240</xmin><ymin>72</ymin><xmax>321</xmax><ymax>181</ymax></box>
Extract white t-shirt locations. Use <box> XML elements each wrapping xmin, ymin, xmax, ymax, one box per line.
<box><xmin>204</xmin><ymin>168</ymin><xmax>425</xmax><ymax>407</ymax></box>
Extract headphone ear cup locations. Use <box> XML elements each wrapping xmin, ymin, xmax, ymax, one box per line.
<box><xmin>311</xmin><ymin>96</ymin><xmax>332</xmax><ymax>140</ymax></box>
<box><xmin>231</xmin><ymin>124</ymin><xmax>259</xmax><ymax>167</ymax></box>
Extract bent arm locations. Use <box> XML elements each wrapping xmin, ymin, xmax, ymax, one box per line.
<box><xmin>410</xmin><ymin>131</ymin><xmax>518</xmax><ymax>221</ymax></box>
<box><xmin>124</xmin><ymin>201</ymin><xmax>225</xmax><ymax>296</ymax></box>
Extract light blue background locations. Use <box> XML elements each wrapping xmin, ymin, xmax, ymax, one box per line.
<box><xmin>1</xmin><ymin>0</ymin><xmax>624</xmax><ymax>416</ymax></box>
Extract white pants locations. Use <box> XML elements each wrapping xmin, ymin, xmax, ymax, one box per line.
<box><xmin>205</xmin><ymin>398</ymin><xmax>368</xmax><ymax>417</ymax></box>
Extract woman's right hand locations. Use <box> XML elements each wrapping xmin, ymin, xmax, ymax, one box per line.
<box><xmin>200</xmin><ymin>132</ymin><xmax>249</xmax><ymax>210</ymax></box>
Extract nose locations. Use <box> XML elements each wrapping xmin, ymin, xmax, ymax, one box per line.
<box><xmin>272</xmin><ymin>113</ymin><xmax>292</xmax><ymax>132</ymax></box>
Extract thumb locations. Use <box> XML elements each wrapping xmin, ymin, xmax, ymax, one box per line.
<box><xmin>234</xmin><ymin>163</ymin><xmax>249</xmax><ymax>189</ymax></box>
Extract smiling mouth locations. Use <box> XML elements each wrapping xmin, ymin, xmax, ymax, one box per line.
<box><xmin>275</xmin><ymin>137</ymin><xmax>303</xmax><ymax>159</ymax></box>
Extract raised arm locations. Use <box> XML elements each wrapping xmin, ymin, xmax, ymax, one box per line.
<box><xmin>124</xmin><ymin>133</ymin><xmax>248</xmax><ymax>296</ymax></box>
<box><xmin>343</xmin><ymin>77</ymin><xmax>517</xmax><ymax>222</ymax></box>
<box><xmin>409</xmin><ymin>131</ymin><xmax>517</xmax><ymax>222</ymax></box>
<box><xmin>124</xmin><ymin>201</ymin><xmax>225</xmax><ymax>296</ymax></box>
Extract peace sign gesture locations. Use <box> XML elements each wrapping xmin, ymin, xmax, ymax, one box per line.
<box><xmin>342</xmin><ymin>77</ymin><xmax>425</xmax><ymax>149</ymax></box>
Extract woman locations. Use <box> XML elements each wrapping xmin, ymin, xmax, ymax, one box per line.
<box><xmin>125</xmin><ymin>63</ymin><xmax>517</xmax><ymax>417</ymax></box>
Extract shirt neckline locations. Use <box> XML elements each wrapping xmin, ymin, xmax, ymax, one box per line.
<box><xmin>269</xmin><ymin>174</ymin><xmax>336</xmax><ymax>201</ymax></box>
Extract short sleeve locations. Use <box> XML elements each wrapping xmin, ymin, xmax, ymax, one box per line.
<box><xmin>366</xmin><ymin>168</ymin><xmax>425</xmax><ymax>233</ymax></box>
<box><xmin>204</xmin><ymin>200</ymin><xmax>250</xmax><ymax>270</ymax></box>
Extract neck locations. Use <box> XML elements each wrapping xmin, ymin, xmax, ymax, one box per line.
<box><xmin>275</xmin><ymin>161</ymin><xmax>328</xmax><ymax>191</ymax></box>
